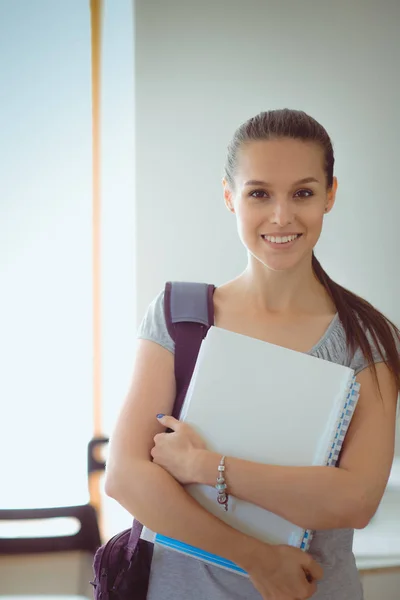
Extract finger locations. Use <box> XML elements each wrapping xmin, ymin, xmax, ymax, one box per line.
<box><xmin>304</xmin><ymin>557</ymin><xmax>323</xmax><ymax>582</ymax></box>
<box><xmin>299</xmin><ymin>578</ymin><xmax>318</xmax><ymax>599</ymax></box>
<box><xmin>307</xmin><ymin>580</ymin><xmax>318</xmax><ymax>597</ymax></box>
<box><xmin>156</xmin><ymin>414</ymin><xmax>180</xmax><ymax>430</ymax></box>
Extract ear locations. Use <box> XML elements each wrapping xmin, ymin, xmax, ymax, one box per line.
<box><xmin>325</xmin><ymin>176</ymin><xmax>338</xmax><ymax>214</ymax></box>
<box><xmin>222</xmin><ymin>178</ymin><xmax>235</xmax><ymax>213</ymax></box>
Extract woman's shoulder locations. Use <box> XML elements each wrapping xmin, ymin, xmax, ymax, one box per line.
<box><xmin>315</xmin><ymin>311</ymin><xmax>400</xmax><ymax>376</ymax></box>
<box><xmin>311</xmin><ymin>315</ymin><xmax>350</xmax><ymax>368</ymax></box>
<box><xmin>137</xmin><ymin>290</ymin><xmax>175</xmax><ymax>354</ymax></box>
<box><xmin>137</xmin><ymin>281</ymin><xmax>214</xmax><ymax>354</ymax></box>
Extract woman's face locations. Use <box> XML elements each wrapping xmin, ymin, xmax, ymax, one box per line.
<box><xmin>224</xmin><ymin>138</ymin><xmax>337</xmax><ymax>273</ymax></box>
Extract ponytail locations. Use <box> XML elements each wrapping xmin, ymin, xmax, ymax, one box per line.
<box><xmin>312</xmin><ymin>253</ymin><xmax>400</xmax><ymax>391</ymax></box>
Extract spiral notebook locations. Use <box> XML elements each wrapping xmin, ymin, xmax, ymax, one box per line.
<box><xmin>154</xmin><ymin>326</ymin><xmax>360</xmax><ymax>574</ymax></box>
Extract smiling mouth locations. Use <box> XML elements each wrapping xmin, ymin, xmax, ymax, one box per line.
<box><xmin>261</xmin><ymin>234</ymin><xmax>302</xmax><ymax>245</ymax></box>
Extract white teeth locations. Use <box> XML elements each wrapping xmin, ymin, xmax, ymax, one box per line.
<box><xmin>263</xmin><ymin>234</ymin><xmax>299</xmax><ymax>244</ymax></box>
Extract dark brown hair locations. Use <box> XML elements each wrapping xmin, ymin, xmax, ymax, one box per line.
<box><xmin>224</xmin><ymin>109</ymin><xmax>400</xmax><ymax>391</ymax></box>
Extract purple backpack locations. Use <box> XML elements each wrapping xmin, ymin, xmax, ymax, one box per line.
<box><xmin>91</xmin><ymin>281</ymin><xmax>215</xmax><ymax>600</ymax></box>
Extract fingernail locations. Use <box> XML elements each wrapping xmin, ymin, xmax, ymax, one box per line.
<box><xmin>156</xmin><ymin>414</ymin><xmax>165</xmax><ymax>419</ymax></box>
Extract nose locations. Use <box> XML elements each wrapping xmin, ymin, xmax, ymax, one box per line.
<box><xmin>270</xmin><ymin>198</ymin><xmax>294</xmax><ymax>227</ymax></box>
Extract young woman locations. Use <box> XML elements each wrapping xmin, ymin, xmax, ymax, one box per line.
<box><xmin>105</xmin><ymin>109</ymin><xmax>400</xmax><ymax>600</ymax></box>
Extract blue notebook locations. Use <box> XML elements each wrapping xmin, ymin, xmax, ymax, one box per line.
<box><xmin>153</xmin><ymin>326</ymin><xmax>361</xmax><ymax>574</ymax></box>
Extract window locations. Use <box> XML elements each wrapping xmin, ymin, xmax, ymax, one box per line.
<box><xmin>1</xmin><ymin>1</ymin><xmax>135</xmax><ymax>540</ymax></box>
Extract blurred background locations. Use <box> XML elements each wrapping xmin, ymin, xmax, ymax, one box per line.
<box><xmin>0</xmin><ymin>0</ymin><xmax>399</xmax><ymax>598</ymax></box>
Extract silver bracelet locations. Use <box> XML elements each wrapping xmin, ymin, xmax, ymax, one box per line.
<box><xmin>216</xmin><ymin>455</ymin><xmax>229</xmax><ymax>511</ymax></box>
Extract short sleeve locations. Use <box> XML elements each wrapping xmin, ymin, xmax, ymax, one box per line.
<box><xmin>137</xmin><ymin>291</ymin><xmax>176</xmax><ymax>354</ymax></box>
<box><xmin>349</xmin><ymin>324</ymin><xmax>400</xmax><ymax>376</ymax></box>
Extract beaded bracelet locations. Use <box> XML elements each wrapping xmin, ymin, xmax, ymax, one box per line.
<box><xmin>216</xmin><ymin>455</ymin><xmax>229</xmax><ymax>511</ymax></box>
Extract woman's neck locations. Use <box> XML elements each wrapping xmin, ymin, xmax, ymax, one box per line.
<box><xmin>237</xmin><ymin>255</ymin><xmax>334</xmax><ymax>317</ymax></box>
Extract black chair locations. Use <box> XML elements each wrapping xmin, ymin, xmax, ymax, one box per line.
<box><xmin>0</xmin><ymin>437</ymin><xmax>108</xmax><ymax>597</ymax></box>
<box><xmin>87</xmin><ymin>436</ymin><xmax>109</xmax><ymax>478</ymax></box>
<box><xmin>0</xmin><ymin>504</ymin><xmax>101</xmax><ymax>556</ymax></box>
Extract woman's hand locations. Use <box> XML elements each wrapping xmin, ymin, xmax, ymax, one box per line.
<box><xmin>152</xmin><ymin>418</ymin><xmax>323</xmax><ymax>599</ymax></box>
<box><xmin>241</xmin><ymin>541</ymin><xmax>323</xmax><ymax>600</ymax></box>
<box><xmin>151</xmin><ymin>415</ymin><xmax>207</xmax><ymax>485</ymax></box>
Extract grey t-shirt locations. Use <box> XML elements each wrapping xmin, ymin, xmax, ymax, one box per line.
<box><xmin>137</xmin><ymin>290</ymin><xmax>392</xmax><ymax>600</ymax></box>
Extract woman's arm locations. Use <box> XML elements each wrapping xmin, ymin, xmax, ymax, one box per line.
<box><xmin>105</xmin><ymin>340</ymin><xmax>256</xmax><ymax>568</ymax></box>
<box><xmin>157</xmin><ymin>362</ymin><xmax>398</xmax><ymax>531</ymax></box>
<box><xmin>105</xmin><ymin>338</ymin><xmax>324</xmax><ymax>600</ymax></box>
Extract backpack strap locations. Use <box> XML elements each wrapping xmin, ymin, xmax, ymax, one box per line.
<box><xmin>164</xmin><ymin>281</ymin><xmax>215</xmax><ymax>419</ymax></box>
<box><xmin>128</xmin><ymin>282</ymin><xmax>214</xmax><ymax>551</ymax></box>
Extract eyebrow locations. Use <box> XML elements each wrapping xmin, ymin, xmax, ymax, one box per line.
<box><xmin>244</xmin><ymin>177</ymin><xmax>320</xmax><ymax>187</ymax></box>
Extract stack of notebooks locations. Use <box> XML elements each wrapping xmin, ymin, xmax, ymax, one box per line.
<box><xmin>154</xmin><ymin>326</ymin><xmax>360</xmax><ymax>574</ymax></box>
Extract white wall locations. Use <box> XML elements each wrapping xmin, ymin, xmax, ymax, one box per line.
<box><xmin>135</xmin><ymin>0</ymin><xmax>400</xmax><ymax>330</ymax></box>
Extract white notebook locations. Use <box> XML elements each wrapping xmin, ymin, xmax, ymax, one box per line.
<box><xmin>155</xmin><ymin>326</ymin><xmax>360</xmax><ymax>574</ymax></box>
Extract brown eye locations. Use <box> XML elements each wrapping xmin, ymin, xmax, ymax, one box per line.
<box><xmin>295</xmin><ymin>189</ymin><xmax>314</xmax><ymax>198</ymax></box>
<box><xmin>249</xmin><ymin>189</ymin><xmax>269</xmax><ymax>199</ymax></box>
